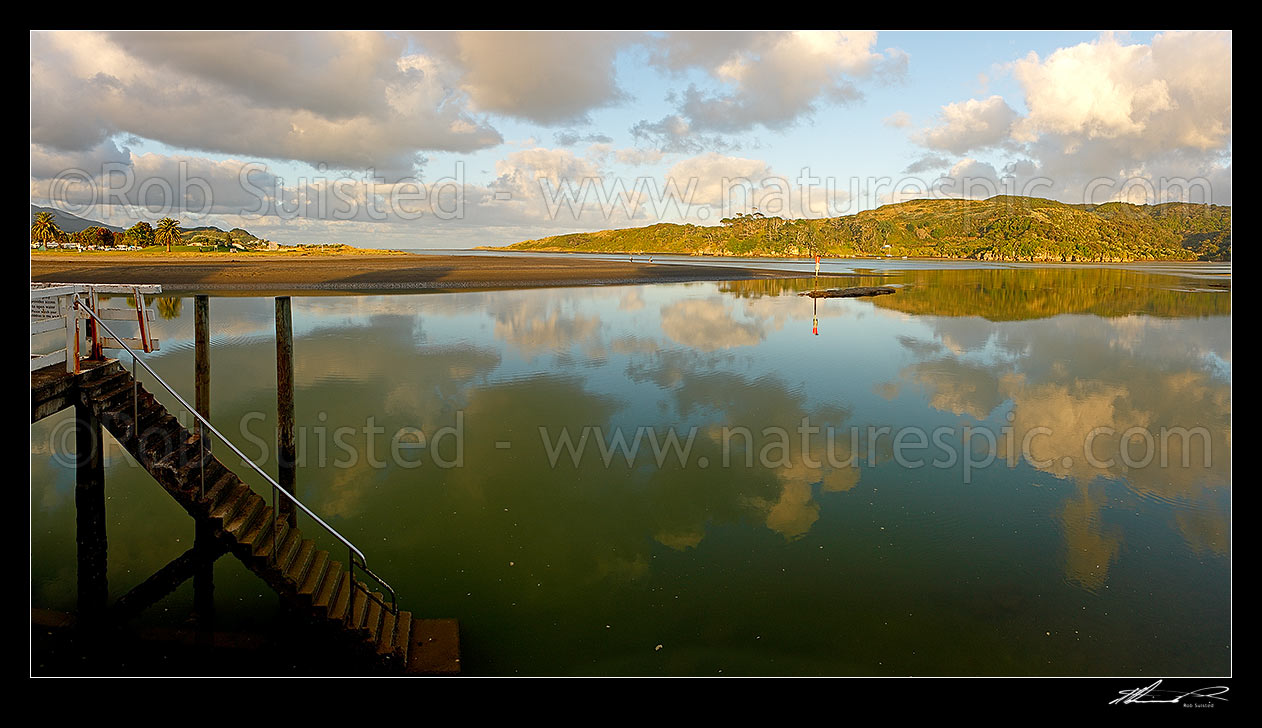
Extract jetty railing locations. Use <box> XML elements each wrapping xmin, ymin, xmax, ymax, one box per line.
<box><xmin>71</xmin><ymin>298</ymin><xmax>400</xmax><ymax>639</ymax></box>
<box><xmin>31</xmin><ymin>283</ymin><xmax>161</xmax><ymax>372</ymax></box>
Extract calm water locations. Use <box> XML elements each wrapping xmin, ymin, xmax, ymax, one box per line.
<box><xmin>31</xmin><ymin>266</ymin><xmax>1231</xmax><ymax>675</ymax></box>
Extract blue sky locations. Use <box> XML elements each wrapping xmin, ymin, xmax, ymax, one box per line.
<box><xmin>30</xmin><ymin>31</ymin><xmax>1229</xmax><ymax>248</ymax></box>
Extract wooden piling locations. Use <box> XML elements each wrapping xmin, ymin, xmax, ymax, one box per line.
<box><xmin>194</xmin><ymin>295</ymin><xmax>210</xmax><ymax>433</ymax></box>
<box><xmin>275</xmin><ymin>297</ymin><xmax>296</xmax><ymax>524</ymax></box>
<box><xmin>192</xmin><ymin>295</ymin><xmax>215</xmax><ymax>627</ymax></box>
<box><xmin>74</xmin><ymin>402</ymin><xmax>107</xmax><ymax>623</ymax></box>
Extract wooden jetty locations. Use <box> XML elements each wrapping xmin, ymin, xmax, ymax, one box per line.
<box><xmin>31</xmin><ymin>284</ymin><xmax>459</xmax><ymax>675</ymax></box>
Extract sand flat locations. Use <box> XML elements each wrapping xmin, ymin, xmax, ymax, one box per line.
<box><xmin>31</xmin><ymin>253</ymin><xmax>798</xmax><ymax>292</ymax></box>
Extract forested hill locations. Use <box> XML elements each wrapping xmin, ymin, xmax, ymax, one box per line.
<box><xmin>502</xmin><ymin>196</ymin><xmax>1231</xmax><ymax>262</ymax></box>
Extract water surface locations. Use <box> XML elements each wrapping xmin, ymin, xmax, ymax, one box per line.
<box><xmin>31</xmin><ymin>265</ymin><xmax>1231</xmax><ymax>675</ymax></box>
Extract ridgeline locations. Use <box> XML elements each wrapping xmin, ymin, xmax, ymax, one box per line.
<box><xmin>501</xmin><ymin>195</ymin><xmax>1231</xmax><ymax>262</ymax></box>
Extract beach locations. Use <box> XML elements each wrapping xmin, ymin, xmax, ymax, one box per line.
<box><xmin>30</xmin><ymin>252</ymin><xmax>797</xmax><ymax>292</ymax></box>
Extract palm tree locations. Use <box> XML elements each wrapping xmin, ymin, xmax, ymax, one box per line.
<box><xmin>31</xmin><ymin>211</ymin><xmax>63</xmax><ymax>246</ymax></box>
<box><xmin>155</xmin><ymin>217</ymin><xmax>181</xmax><ymax>253</ymax></box>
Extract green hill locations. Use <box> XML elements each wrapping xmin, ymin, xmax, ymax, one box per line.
<box><xmin>178</xmin><ymin>225</ymin><xmax>270</xmax><ymax>248</ymax></box>
<box><xmin>500</xmin><ymin>196</ymin><xmax>1231</xmax><ymax>262</ymax></box>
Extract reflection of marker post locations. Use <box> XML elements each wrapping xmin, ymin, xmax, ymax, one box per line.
<box><xmin>812</xmin><ymin>296</ymin><xmax>818</xmax><ymax>336</ymax></box>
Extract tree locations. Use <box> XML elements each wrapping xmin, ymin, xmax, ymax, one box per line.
<box><xmin>31</xmin><ymin>211</ymin><xmax>63</xmax><ymax>245</ymax></box>
<box><xmin>126</xmin><ymin>221</ymin><xmax>154</xmax><ymax>247</ymax></box>
<box><xmin>155</xmin><ymin>217</ymin><xmax>181</xmax><ymax>252</ymax></box>
<box><xmin>79</xmin><ymin>226</ymin><xmax>115</xmax><ymax>248</ymax></box>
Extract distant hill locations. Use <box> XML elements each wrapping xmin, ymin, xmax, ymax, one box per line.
<box><xmin>30</xmin><ymin>205</ymin><xmax>124</xmax><ymax>234</ymax></box>
<box><xmin>501</xmin><ymin>196</ymin><xmax>1231</xmax><ymax>262</ymax></box>
<box><xmin>178</xmin><ymin>225</ymin><xmax>271</xmax><ymax>247</ymax></box>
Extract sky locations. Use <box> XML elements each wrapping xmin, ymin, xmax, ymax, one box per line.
<box><xmin>29</xmin><ymin>30</ymin><xmax>1232</xmax><ymax>249</ymax></box>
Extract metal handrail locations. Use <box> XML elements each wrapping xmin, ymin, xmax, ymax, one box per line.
<box><xmin>73</xmin><ymin>298</ymin><xmax>400</xmax><ymax>636</ymax></box>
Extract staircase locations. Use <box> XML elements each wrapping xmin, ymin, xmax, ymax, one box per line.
<box><xmin>73</xmin><ymin>360</ymin><xmax>446</xmax><ymax>673</ymax></box>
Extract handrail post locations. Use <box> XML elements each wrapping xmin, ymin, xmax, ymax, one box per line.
<box><xmin>131</xmin><ymin>357</ymin><xmax>139</xmax><ymax>443</ymax></box>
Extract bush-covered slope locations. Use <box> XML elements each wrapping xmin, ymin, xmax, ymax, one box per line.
<box><xmin>503</xmin><ymin>196</ymin><xmax>1231</xmax><ymax>262</ymax></box>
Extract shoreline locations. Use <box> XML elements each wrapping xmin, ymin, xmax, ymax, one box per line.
<box><xmin>477</xmin><ymin>246</ymin><xmax>1225</xmax><ymax>266</ymax></box>
<box><xmin>30</xmin><ymin>252</ymin><xmax>805</xmax><ymax>293</ymax></box>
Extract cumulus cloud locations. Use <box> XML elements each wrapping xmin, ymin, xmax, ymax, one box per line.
<box><xmin>665</xmin><ymin>153</ymin><xmax>771</xmax><ymax>208</ymax></box>
<box><xmin>915</xmin><ymin>95</ymin><xmax>1018</xmax><ymax>155</ymax></box>
<box><xmin>638</xmin><ymin>31</ymin><xmax>906</xmax><ymax>148</ymax></box>
<box><xmin>491</xmin><ymin>147</ymin><xmax>605</xmax><ymax>202</ymax></box>
<box><xmin>659</xmin><ymin>153</ymin><xmax>848</xmax><ymax>218</ymax></box>
<box><xmin>417</xmin><ymin>31</ymin><xmax>634</xmax><ymax>126</ymax></box>
<box><xmin>1011</xmin><ymin>31</ymin><xmax>1230</xmax><ymax>151</ymax></box>
<box><xmin>30</xmin><ymin>31</ymin><xmax>502</xmax><ymax>176</ymax></box>
<box><xmin>904</xmin><ymin>32</ymin><xmax>1232</xmax><ymax>205</ymax></box>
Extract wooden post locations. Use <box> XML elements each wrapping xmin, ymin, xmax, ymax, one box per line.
<box><xmin>194</xmin><ymin>296</ymin><xmax>210</xmax><ymax>435</ymax></box>
<box><xmin>74</xmin><ymin>402</ymin><xmax>107</xmax><ymax>623</ymax></box>
<box><xmin>276</xmin><ymin>297</ymin><xmax>296</xmax><ymax>526</ymax></box>
<box><xmin>192</xmin><ymin>295</ymin><xmax>215</xmax><ymax>627</ymax></box>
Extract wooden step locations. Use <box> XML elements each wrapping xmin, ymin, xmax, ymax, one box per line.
<box><xmin>362</xmin><ymin>592</ymin><xmax>384</xmax><ymax>640</ymax></box>
<box><xmin>285</xmin><ymin>540</ymin><xmax>316</xmax><ymax>584</ymax></box>
<box><xmin>314</xmin><ymin>562</ymin><xmax>345</xmax><ymax>612</ymax></box>
<box><xmin>298</xmin><ymin>551</ymin><xmax>330</xmax><ymax>598</ymax></box>
<box><xmin>112</xmin><ymin>400</ymin><xmax>164</xmax><ymax>442</ymax></box>
<box><xmin>77</xmin><ymin>362</ymin><xmax>124</xmax><ymax>388</ymax></box>
<box><xmin>224</xmin><ymin>496</ymin><xmax>263</xmax><ymax>538</ymax></box>
<box><xmin>327</xmin><ymin>572</ymin><xmax>354</xmax><ymax>621</ymax></box>
<box><xmin>270</xmin><ymin>529</ymin><xmax>303</xmax><ymax>573</ymax></box>
<box><xmin>395</xmin><ymin>611</ymin><xmax>412</xmax><ymax>655</ymax></box>
<box><xmin>377</xmin><ymin>610</ymin><xmax>398</xmax><ymax>655</ymax></box>
<box><xmin>101</xmin><ymin>397</ymin><xmax>160</xmax><ymax>436</ymax></box>
<box><xmin>175</xmin><ymin>444</ymin><xmax>221</xmax><ymax>487</ymax></box>
<box><xmin>208</xmin><ymin>484</ymin><xmax>251</xmax><ymax>525</ymax></box>
<box><xmin>201</xmin><ymin>472</ymin><xmax>241</xmax><ymax>514</ymax></box>
<box><xmin>94</xmin><ymin>380</ymin><xmax>140</xmax><ymax>411</ymax></box>
<box><xmin>134</xmin><ymin>415</ymin><xmax>180</xmax><ymax>463</ymax></box>
<box><xmin>238</xmin><ymin>506</ymin><xmax>275</xmax><ymax>548</ymax></box>
<box><xmin>152</xmin><ymin>436</ymin><xmax>205</xmax><ymax>479</ymax></box>
<box><xmin>83</xmin><ymin>372</ymin><xmax>129</xmax><ymax>399</ymax></box>
<box><xmin>349</xmin><ymin>585</ymin><xmax>369</xmax><ymax>630</ymax></box>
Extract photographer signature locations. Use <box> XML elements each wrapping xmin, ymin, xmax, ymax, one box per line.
<box><xmin>1110</xmin><ymin>680</ymin><xmax>1229</xmax><ymax>705</ymax></box>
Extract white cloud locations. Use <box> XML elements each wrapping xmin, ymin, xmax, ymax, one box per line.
<box><xmin>30</xmin><ymin>31</ymin><xmax>501</xmax><ymax>175</ymax></box>
<box><xmin>883</xmin><ymin>111</ymin><xmax>912</xmax><ymax>128</ymax></box>
<box><xmin>640</xmin><ymin>31</ymin><xmax>906</xmax><ymax>145</ymax></box>
<box><xmin>916</xmin><ymin>96</ymin><xmax>1018</xmax><ymax>155</ymax></box>
<box><xmin>1011</xmin><ymin>31</ymin><xmax>1229</xmax><ymax>152</ymax></box>
<box><xmin>904</xmin><ymin>32</ymin><xmax>1231</xmax><ymax>205</ymax></box>
<box><xmin>665</xmin><ymin>153</ymin><xmax>771</xmax><ymax>207</ymax></box>
<box><xmin>417</xmin><ymin>31</ymin><xmax>634</xmax><ymax>126</ymax></box>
